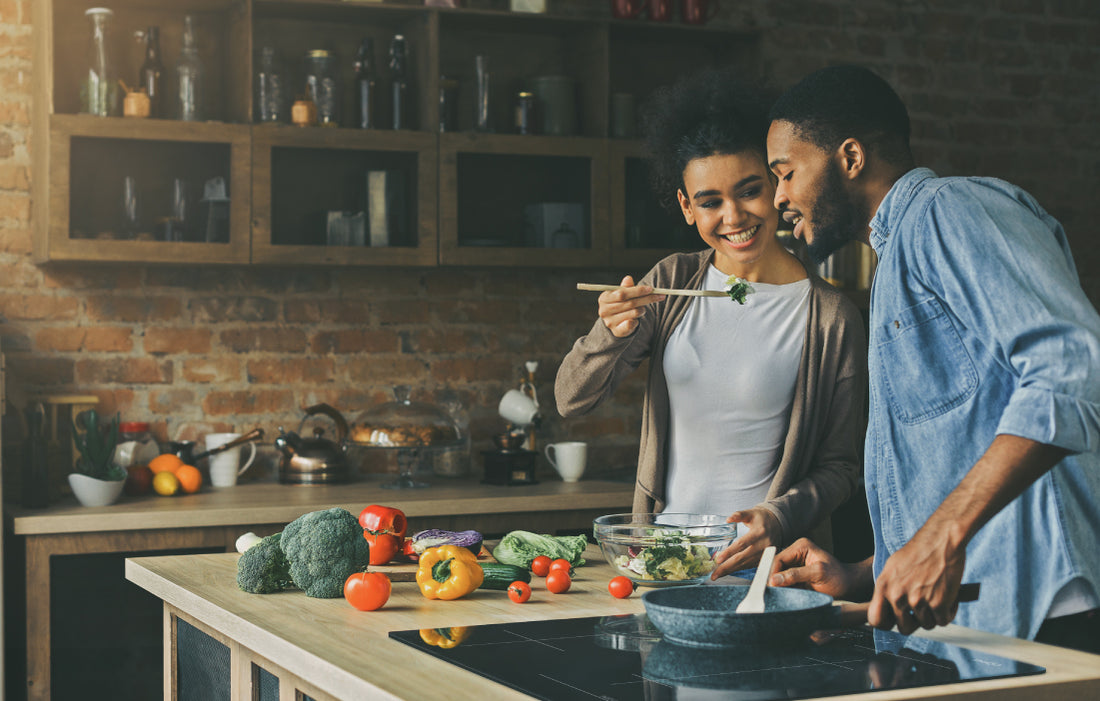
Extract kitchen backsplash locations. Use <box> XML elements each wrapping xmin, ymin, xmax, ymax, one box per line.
<box><xmin>0</xmin><ymin>0</ymin><xmax>1097</xmax><ymax>491</ymax></box>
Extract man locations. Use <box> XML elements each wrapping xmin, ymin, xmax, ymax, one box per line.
<box><xmin>765</xmin><ymin>65</ymin><xmax>1100</xmax><ymax>652</ymax></box>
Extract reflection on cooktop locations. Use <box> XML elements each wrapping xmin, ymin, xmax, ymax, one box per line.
<box><xmin>389</xmin><ymin>615</ymin><xmax>1044</xmax><ymax>701</ymax></box>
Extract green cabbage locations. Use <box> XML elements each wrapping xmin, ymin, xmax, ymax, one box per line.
<box><xmin>492</xmin><ymin>530</ymin><xmax>588</xmax><ymax>568</ymax></box>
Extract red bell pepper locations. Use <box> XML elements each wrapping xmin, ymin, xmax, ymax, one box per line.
<box><xmin>358</xmin><ymin>505</ymin><xmax>407</xmax><ymax>538</ymax></box>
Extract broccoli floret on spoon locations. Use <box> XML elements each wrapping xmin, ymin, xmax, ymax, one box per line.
<box><xmin>724</xmin><ymin>276</ymin><xmax>755</xmax><ymax>304</ymax></box>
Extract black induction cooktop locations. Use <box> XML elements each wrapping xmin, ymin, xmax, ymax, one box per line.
<box><xmin>389</xmin><ymin>614</ymin><xmax>1044</xmax><ymax>700</ymax></box>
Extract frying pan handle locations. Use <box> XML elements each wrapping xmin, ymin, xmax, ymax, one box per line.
<box><xmin>834</xmin><ymin>582</ymin><xmax>981</xmax><ymax>628</ymax></box>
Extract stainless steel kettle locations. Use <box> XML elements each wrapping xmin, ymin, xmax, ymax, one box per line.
<box><xmin>274</xmin><ymin>403</ymin><xmax>349</xmax><ymax>484</ymax></box>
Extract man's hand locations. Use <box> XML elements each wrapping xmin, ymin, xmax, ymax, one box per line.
<box><xmin>598</xmin><ymin>275</ymin><xmax>665</xmax><ymax>338</ymax></box>
<box><xmin>769</xmin><ymin>538</ymin><xmax>873</xmax><ymax>601</ymax></box>
<box><xmin>710</xmin><ymin>507</ymin><xmax>781</xmax><ymax>579</ymax></box>
<box><xmin>866</xmin><ymin>434</ymin><xmax>1067</xmax><ymax>635</ymax></box>
<box><xmin>868</xmin><ymin>521</ymin><xmax>967</xmax><ymax>634</ymax></box>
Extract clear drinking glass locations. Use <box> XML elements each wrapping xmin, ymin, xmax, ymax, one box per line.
<box><xmin>171</xmin><ymin>178</ymin><xmax>189</xmax><ymax>241</ymax></box>
<box><xmin>120</xmin><ymin>176</ymin><xmax>139</xmax><ymax>239</ymax></box>
<box><xmin>475</xmin><ymin>55</ymin><xmax>491</xmax><ymax>132</ymax></box>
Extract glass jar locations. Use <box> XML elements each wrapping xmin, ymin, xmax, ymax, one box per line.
<box><xmin>82</xmin><ymin>7</ymin><xmax>118</xmax><ymax>116</ymax></box>
<box><xmin>255</xmin><ymin>47</ymin><xmax>286</xmax><ymax>123</ymax></box>
<box><xmin>176</xmin><ymin>15</ymin><xmax>204</xmax><ymax>121</ymax></box>
<box><xmin>304</xmin><ymin>50</ymin><xmax>340</xmax><ymax>127</ymax></box>
<box><xmin>119</xmin><ymin>421</ymin><xmax>161</xmax><ymax>467</ymax></box>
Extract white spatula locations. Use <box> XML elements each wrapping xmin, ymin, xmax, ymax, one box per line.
<box><xmin>735</xmin><ymin>546</ymin><xmax>777</xmax><ymax>614</ymax></box>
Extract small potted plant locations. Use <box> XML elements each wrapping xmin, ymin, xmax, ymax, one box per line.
<box><xmin>68</xmin><ymin>409</ymin><xmax>127</xmax><ymax>507</ymax></box>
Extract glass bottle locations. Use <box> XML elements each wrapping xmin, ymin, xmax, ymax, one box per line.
<box><xmin>304</xmin><ymin>49</ymin><xmax>340</xmax><ymax>127</ymax></box>
<box><xmin>176</xmin><ymin>15</ymin><xmax>204</xmax><ymax>121</ymax></box>
<box><xmin>82</xmin><ymin>7</ymin><xmax>117</xmax><ymax>116</ymax></box>
<box><xmin>139</xmin><ymin>26</ymin><xmax>164</xmax><ymax>118</ymax></box>
<box><xmin>353</xmin><ymin>38</ymin><xmax>376</xmax><ymax>129</ymax></box>
<box><xmin>388</xmin><ymin>34</ymin><xmax>409</xmax><ymax>130</ymax></box>
<box><xmin>255</xmin><ymin>46</ymin><xmax>285</xmax><ymax>123</ymax></box>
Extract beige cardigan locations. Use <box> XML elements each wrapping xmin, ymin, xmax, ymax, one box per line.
<box><xmin>555</xmin><ymin>250</ymin><xmax>868</xmax><ymax>549</ymax></box>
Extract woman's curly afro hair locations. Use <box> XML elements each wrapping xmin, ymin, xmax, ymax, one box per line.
<box><xmin>640</xmin><ymin>67</ymin><xmax>775</xmax><ymax>214</ymax></box>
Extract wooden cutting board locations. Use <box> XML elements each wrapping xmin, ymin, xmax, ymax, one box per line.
<box><xmin>371</xmin><ymin>546</ymin><xmax>497</xmax><ymax>582</ymax></box>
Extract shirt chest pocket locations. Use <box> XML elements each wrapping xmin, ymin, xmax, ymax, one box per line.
<box><xmin>874</xmin><ymin>297</ymin><xmax>978</xmax><ymax>425</ymax></box>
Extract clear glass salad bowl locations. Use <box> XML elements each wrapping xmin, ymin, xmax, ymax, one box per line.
<box><xmin>593</xmin><ymin>513</ymin><xmax>739</xmax><ymax>587</ymax></box>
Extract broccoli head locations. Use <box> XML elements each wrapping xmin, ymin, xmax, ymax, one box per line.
<box><xmin>236</xmin><ymin>532</ymin><xmax>294</xmax><ymax>594</ymax></box>
<box><xmin>280</xmin><ymin>507</ymin><xmax>370</xmax><ymax>598</ymax></box>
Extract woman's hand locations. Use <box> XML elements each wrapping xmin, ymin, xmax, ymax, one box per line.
<box><xmin>769</xmin><ymin>538</ymin><xmax>873</xmax><ymax>601</ymax></box>
<box><xmin>598</xmin><ymin>275</ymin><xmax>666</xmax><ymax>338</ymax></box>
<box><xmin>710</xmin><ymin>507</ymin><xmax>781</xmax><ymax>579</ymax></box>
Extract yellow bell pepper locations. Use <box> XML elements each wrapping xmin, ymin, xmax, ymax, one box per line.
<box><xmin>419</xmin><ymin>627</ymin><xmax>471</xmax><ymax>648</ymax></box>
<box><xmin>416</xmin><ymin>545</ymin><xmax>484</xmax><ymax>600</ymax></box>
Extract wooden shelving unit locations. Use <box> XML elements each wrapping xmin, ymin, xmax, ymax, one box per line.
<box><xmin>33</xmin><ymin>0</ymin><xmax>762</xmax><ymax>268</ymax></box>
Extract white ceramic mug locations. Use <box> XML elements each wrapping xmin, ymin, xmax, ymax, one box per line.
<box><xmin>544</xmin><ymin>441</ymin><xmax>587</xmax><ymax>482</ymax></box>
<box><xmin>205</xmin><ymin>433</ymin><xmax>257</xmax><ymax>487</ymax></box>
<box><xmin>498</xmin><ymin>388</ymin><xmax>538</xmax><ymax>426</ymax></box>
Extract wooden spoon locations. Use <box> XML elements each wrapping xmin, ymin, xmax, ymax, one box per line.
<box><xmin>735</xmin><ymin>546</ymin><xmax>777</xmax><ymax>614</ymax></box>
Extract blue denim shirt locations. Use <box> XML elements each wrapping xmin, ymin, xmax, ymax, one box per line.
<box><xmin>866</xmin><ymin>168</ymin><xmax>1100</xmax><ymax>639</ymax></box>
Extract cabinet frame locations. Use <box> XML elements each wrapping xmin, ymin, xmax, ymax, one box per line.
<box><xmin>438</xmin><ymin>132</ymin><xmax>610</xmax><ymax>267</ymax></box>
<box><xmin>40</xmin><ymin>115</ymin><xmax>252</xmax><ymax>264</ymax></box>
<box><xmin>250</xmin><ymin>126</ymin><xmax>438</xmax><ymax>266</ymax></box>
<box><xmin>32</xmin><ymin>0</ymin><xmax>761</xmax><ymax>269</ymax></box>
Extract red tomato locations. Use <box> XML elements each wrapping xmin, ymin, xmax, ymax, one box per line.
<box><xmin>363</xmin><ymin>532</ymin><xmax>402</xmax><ymax>565</ymax></box>
<box><xmin>343</xmin><ymin>572</ymin><xmax>392</xmax><ymax>611</ymax></box>
<box><xmin>545</xmin><ymin>569</ymin><xmax>572</xmax><ymax>594</ymax></box>
<box><xmin>549</xmin><ymin>558</ymin><xmax>573</xmax><ymax>574</ymax></box>
<box><xmin>608</xmin><ymin>576</ymin><xmax>635</xmax><ymax>599</ymax></box>
<box><xmin>507</xmin><ymin>581</ymin><xmax>532</xmax><ymax>603</ymax></box>
<box><xmin>530</xmin><ymin>555</ymin><xmax>552</xmax><ymax>577</ymax></box>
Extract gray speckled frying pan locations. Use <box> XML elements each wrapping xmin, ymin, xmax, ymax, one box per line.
<box><xmin>643</xmin><ymin>585</ymin><xmax>836</xmax><ymax>648</ymax></box>
<box><xmin>642</xmin><ymin>583</ymin><xmax>981</xmax><ymax>649</ymax></box>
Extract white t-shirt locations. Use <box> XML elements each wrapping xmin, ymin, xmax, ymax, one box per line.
<box><xmin>661</xmin><ymin>265</ymin><xmax>810</xmax><ymax>516</ymax></box>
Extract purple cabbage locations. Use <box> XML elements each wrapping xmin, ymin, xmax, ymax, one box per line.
<box><xmin>410</xmin><ymin>529</ymin><xmax>483</xmax><ymax>555</ymax></box>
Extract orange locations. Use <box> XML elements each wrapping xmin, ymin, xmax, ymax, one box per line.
<box><xmin>148</xmin><ymin>453</ymin><xmax>184</xmax><ymax>474</ymax></box>
<box><xmin>152</xmin><ymin>470</ymin><xmax>180</xmax><ymax>496</ymax></box>
<box><xmin>175</xmin><ymin>464</ymin><xmax>202</xmax><ymax>494</ymax></box>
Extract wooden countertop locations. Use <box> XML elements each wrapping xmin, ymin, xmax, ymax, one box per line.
<box><xmin>126</xmin><ymin>546</ymin><xmax>1100</xmax><ymax>701</ymax></box>
<box><xmin>8</xmin><ymin>478</ymin><xmax>634</xmax><ymax>535</ymax></box>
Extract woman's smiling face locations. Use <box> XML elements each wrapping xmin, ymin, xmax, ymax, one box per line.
<box><xmin>677</xmin><ymin>151</ymin><xmax>782</xmax><ymax>277</ymax></box>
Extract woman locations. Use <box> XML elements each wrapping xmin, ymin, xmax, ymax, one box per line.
<box><xmin>555</xmin><ymin>69</ymin><xmax>867</xmax><ymax>577</ymax></box>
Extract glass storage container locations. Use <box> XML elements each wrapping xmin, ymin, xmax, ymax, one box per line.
<box><xmin>82</xmin><ymin>7</ymin><xmax>117</xmax><ymax>117</ymax></box>
<box><xmin>304</xmin><ymin>49</ymin><xmax>340</xmax><ymax>127</ymax></box>
<box><xmin>348</xmin><ymin>386</ymin><xmax>467</xmax><ymax>488</ymax></box>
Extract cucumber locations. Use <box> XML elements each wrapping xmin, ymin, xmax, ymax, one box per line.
<box><xmin>480</xmin><ymin>563</ymin><xmax>532</xmax><ymax>590</ymax></box>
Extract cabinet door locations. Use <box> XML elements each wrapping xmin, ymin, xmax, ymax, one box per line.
<box><xmin>439</xmin><ymin>133</ymin><xmax>610</xmax><ymax>267</ymax></box>
<box><xmin>251</xmin><ymin>126</ymin><xmax>438</xmax><ymax>266</ymax></box>
<box><xmin>43</xmin><ymin>115</ymin><xmax>251</xmax><ymax>264</ymax></box>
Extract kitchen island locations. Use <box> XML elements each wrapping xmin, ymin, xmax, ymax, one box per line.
<box><xmin>126</xmin><ymin>545</ymin><xmax>1100</xmax><ymax>701</ymax></box>
<box><xmin>8</xmin><ymin>476</ymin><xmax>633</xmax><ymax>701</ymax></box>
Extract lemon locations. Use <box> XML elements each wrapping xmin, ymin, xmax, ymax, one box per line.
<box><xmin>152</xmin><ymin>470</ymin><xmax>180</xmax><ymax>496</ymax></box>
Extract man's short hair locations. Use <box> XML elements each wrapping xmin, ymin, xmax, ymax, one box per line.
<box><xmin>769</xmin><ymin>65</ymin><xmax>913</xmax><ymax>166</ymax></box>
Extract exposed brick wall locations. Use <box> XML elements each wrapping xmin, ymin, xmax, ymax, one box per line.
<box><xmin>0</xmin><ymin>0</ymin><xmax>1097</xmax><ymax>486</ymax></box>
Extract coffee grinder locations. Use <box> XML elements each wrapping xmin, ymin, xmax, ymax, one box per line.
<box><xmin>482</xmin><ymin>361</ymin><xmax>540</xmax><ymax>485</ymax></box>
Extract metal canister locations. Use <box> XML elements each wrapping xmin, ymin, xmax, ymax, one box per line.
<box><xmin>515</xmin><ymin>91</ymin><xmax>537</xmax><ymax>135</ymax></box>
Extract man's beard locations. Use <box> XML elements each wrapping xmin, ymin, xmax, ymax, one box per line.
<box><xmin>805</xmin><ymin>162</ymin><xmax>866</xmax><ymax>264</ymax></box>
